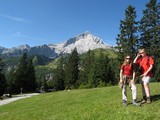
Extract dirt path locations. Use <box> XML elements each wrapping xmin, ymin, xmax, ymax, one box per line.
<box><xmin>0</xmin><ymin>93</ymin><xmax>40</xmax><ymax>106</ymax></box>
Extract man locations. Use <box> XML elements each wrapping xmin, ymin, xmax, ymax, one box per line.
<box><xmin>133</xmin><ymin>48</ymin><xmax>154</xmax><ymax>103</ymax></box>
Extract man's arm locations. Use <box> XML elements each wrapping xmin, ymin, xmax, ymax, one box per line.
<box><xmin>141</xmin><ymin>65</ymin><xmax>153</xmax><ymax>77</ymax></box>
<box><xmin>133</xmin><ymin>53</ymin><xmax>140</xmax><ymax>63</ymax></box>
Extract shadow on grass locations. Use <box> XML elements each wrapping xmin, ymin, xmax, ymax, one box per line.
<box><xmin>151</xmin><ymin>94</ymin><xmax>160</xmax><ymax>102</ymax></box>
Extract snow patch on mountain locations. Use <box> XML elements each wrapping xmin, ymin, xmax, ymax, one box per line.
<box><xmin>52</xmin><ymin>32</ymin><xmax>111</xmax><ymax>54</ymax></box>
<box><xmin>0</xmin><ymin>32</ymin><xmax>112</xmax><ymax>58</ymax></box>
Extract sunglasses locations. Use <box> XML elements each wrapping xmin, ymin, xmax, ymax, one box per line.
<box><xmin>126</xmin><ymin>58</ymin><xmax>131</xmax><ymax>59</ymax></box>
<box><xmin>139</xmin><ymin>52</ymin><xmax>145</xmax><ymax>54</ymax></box>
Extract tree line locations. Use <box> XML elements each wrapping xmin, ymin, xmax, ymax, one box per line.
<box><xmin>0</xmin><ymin>48</ymin><xmax>117</xmax><ymax>97</ymax></box>
<box><xmin>35</xmin><ymin>48</ymin><xmax>117</xmax><ymax>92</ymax></box>
<box><xmin>0</xmin><ymin>53</ymin><xmax>36</xmax><ymax>97</ymax></box>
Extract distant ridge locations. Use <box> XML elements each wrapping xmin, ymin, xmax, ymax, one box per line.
<box><xmin>0</xmin><ymin>32</ymin><xmax>112</xmax><ymax>58</ymax></box>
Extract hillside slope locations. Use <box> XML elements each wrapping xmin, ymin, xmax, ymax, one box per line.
<box><xmin>0</xmin><ymin>83</ymin><xmax>160</xmax><ymax>120</ymax></box>
<box><xmin>36</xmin><ymin>48</ymin><xmax>117</xmax><ymax>70</ymax></box>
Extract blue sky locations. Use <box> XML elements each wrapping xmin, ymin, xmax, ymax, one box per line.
<box><xmin>0</xmin><ymin>0</ymin><xmax>157</xmax><ymax>48</ymax></box>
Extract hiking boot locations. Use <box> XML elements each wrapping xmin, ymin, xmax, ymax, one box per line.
<box><xmin>147</xmin><ymin>97</ymin><xmax>151</xmax><ymax>104</ymax></box>
<box><xmin>141</xmin><ymin>96</ymin><xmax>146</xmax><ymax>104</ymax></box>
<box><xmin>132</xmin><ymin>100</ymin><xmax>138</xmax><ymax>105</ymax></box>
<box><xmin>132</xmin><ymin>99</ymin><xmax>141</xmax><ymax>106</ymax></box>
<box><xmin>122</xmin><ymin>100</ymin><xmax>127</xmax><ymax>106</ymax></box>
<box><xmin>141</xmin><ymin>99</ymin><xmax>146</xmax><ymax>104</ymax></box>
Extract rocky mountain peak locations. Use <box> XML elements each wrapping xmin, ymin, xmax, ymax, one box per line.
<box><xmin>0</xmin><ymin>46</ymin><xmax>6</xmax><ymax>53</ymax></box>
<box><xmin>76</xmin><ymin>31</ymin><xmax>91</xmax><ymax>39</ymax></box>
<box><xmin>0</xmin><ymin>46</ymin><xmax>5</xmax><ymax>49</ymax></box>
<box><xmin>54</xmin><ymin>31</ymin><xmax>111</xmax><ymax>54</ymax></box>
<box><xmin>0</xmin><ymin>31</ymin><xmax>112</xmax><ymax>58</ymax></box>
<box><xmin>17</xmin><ymin>44</ymin><xmax>30</xmax><ymax>50</ymax></box>
<box><xmin>63</xmin><ymin>31</ymin><xmax>103</xmax><ymax>47</ymax></box>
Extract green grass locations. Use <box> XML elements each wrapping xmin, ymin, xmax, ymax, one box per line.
<box><xmin>92</xmin><ymin>48</ymin><xmax>117</xmax><ymax>58</ymax></box>
<box><xmin>0</xmin><ymin>83</ymin><xmax>160</xmax><ymax>120</ymax></box>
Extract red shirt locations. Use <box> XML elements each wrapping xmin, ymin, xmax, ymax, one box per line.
<box><xmin>121</xmin><ymin>64</ymin><xmax>133</xmax><ymax>77</ymax></box>
<box><xmin>136</xmin><ymin>56</ymin><xmax>154</xmax><ymax>77</ymax></box>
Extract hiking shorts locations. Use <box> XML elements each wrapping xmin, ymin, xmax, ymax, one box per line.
<box><xmin>142</xmin><ymin>76</ymin><xmax>151</xmax><ymax>84</ymax></box>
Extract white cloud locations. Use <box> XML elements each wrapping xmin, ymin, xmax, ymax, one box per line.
<box><xmin>13</xmin><ymin>32</ymin><xmax>21</xmax><ymax>36</ymax></box>
<box><xmin>12</xmin><ymin>32</ymin><xmax>45</xmax><ymax>41</ymax></box>
<box><xmin>12</xmin><ymin>32</ymin><xmax>25</xmax><ymax>37</ymax></box>
<box><xmin>0</xmin><ymin>13</ymin><xmax>32</xmax><ymax>23</ymax></box>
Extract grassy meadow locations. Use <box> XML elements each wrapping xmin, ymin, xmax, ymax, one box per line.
<box><xmin>0</xmin><ymin>83</ymin><xmax>160</xmax><ymax>120</ymax></box>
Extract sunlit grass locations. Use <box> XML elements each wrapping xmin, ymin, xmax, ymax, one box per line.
<box><xmin>0</xmin><ymin>83</ymin><xmax>160</xmax><ymax>120</ymax></box>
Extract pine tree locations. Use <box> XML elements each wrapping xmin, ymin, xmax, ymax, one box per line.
<box><xmin>139</xmin><ymin>0</ymin><xmax>160</xmax><ymax>58</ymax></box>
<box><xmin>153</xmin><ymin>58</ymin><xmax>160</xmax><ymax>82</ymax></box>
<box><xmin>53</xmin><ymin>56</ymin><xmax>65</xmax><ymax>91</ymax></box>
<box><xmin>78</xmin><ymin>50</ymin><xmax>95</xmax><ymax>87</ymax></box>
<box><xmin>6</xmin><ymin>66</ymin><xmax>17</xmax><ymax>94</ymax></box>
<box><xmin>88</xmin><ymin>49</ymin><xmax>110</xmax><ymax>87</ymax></box>
<box><xmin>65</xmin><ymin>48</ymin><xmax>79</xmax><ymax>89</ymax></box>
<box><xmin>14</xmin><ymin>53</ymin><xmax>28</xmax><ymax>93</ymax></box>
<box><xmin>12</xmin><ymin>54</ymin><xmax>37</xmax><ymax>93</ymax></box>
<box><xmin>0</xmin><ymin>58</ymin><xmax>6</xmax><ymax>97</ymax></box>
<box><xmin>108</xmin><ymin>58</ymin><xmax>119</xmax><ymax>85</ymax></box>
<box><xmin>27</xmin><ymin>59</ymin><xmax>36</xmax><ymax>92</ymax></box>
<box><xmin>116</xmin><ymin>5</ymin><xmax>139</xmax><ymax>62</ymax></box>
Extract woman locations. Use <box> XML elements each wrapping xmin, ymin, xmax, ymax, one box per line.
<box><xmin>119</xmin><ymin>55</ymin><xmax>138</xmax><ymax>106</ymax></box>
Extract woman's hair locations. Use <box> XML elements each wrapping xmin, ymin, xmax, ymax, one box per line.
<box><xmin>123</xmin><ymin>55</ymin><xmax>132</xmax><ymax>66</ymax></box>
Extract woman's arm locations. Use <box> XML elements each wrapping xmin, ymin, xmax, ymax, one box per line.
<box><xmin>120</xmin><ymin>69</ymin><xmax>123</xmax><ymax>83</ymax></box>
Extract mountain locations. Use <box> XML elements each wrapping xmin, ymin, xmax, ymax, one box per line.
<box><xmin>0</xmin><ymin>46</ymin><xmax>6</xmax><ymax>53</ymax></box>
<box><xmin>0</xmin><ymin>32</ymin><xmax>112</xmax><ymax>58</ymax></box>
<box><xmin>0</xmin><ymin>45</ymin><xmax>30</xmax><ymax>58</ymax></box>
